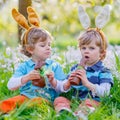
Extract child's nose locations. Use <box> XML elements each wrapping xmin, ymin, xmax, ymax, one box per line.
<box><xmin>84</xmin><ymin>48</ymin><xmax>89</xmax><ymax>53</ymax></box>
<box><xmin>46</xmin><ymin>45</ymin><xmax>51</xmax><ymax>50</ymax></box>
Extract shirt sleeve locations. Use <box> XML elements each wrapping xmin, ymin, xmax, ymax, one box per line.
<box><xmin>54</xmin><ymin>79</ymin><xmax>70</xmax><ymax>93</ymax></box>
<box><xmin>94</xmin><ymin>83</ymin><xmax>111</xmax><ymax>97</ymax></box>
<box><xmin>99</xmin><ymin>68</ymin><xmax>113</xmax><ymax>86</ymax></box>
<box><xmin>54</xmin><ymin>64</ymin><xmax>78</xmax><ymax>93</ymax></box>
<box><xmin>7</xmin><ymin>62</ymin><xmax>27</xmax><ymax>90</ymax></box>
<box><xmin>7</xmin><ymin>76</ymin><xmax>23</xmax><ymax>90</ymax></box>
<box><xmin>93</xmin><ymin>67</ymin><xmax>113</xmax><ymax>97</ymax></box>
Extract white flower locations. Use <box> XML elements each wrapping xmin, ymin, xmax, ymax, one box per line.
<box><xmin>6</xmin><ymin>47</ymin><xmax>11</xmax><ymax>56</ymax></box>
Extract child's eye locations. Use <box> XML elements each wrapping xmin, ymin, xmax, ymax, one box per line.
<box><xmin>81</xmin><ymin>47</ymin><xmax>86</xmax><ymax>50</ymax></box>
<box><xmin>90</xmin><ymin>47</ymin><xmax>94</xmax><ymax>50</ymax></box>
<box><xmin>40</xmin><ymin>44</ymin><xmax>45</xmax><ymax>47</ymax></box>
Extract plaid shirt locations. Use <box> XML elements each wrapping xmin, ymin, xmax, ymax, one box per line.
<box><xmin>67</xmin><ymin>61</ymin><xmax>113</xmax><ymax>101</ymax></box>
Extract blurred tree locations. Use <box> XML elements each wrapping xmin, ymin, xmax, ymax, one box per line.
<box><xmin>18</xmin><ymin>0</ymin><xmax>32</xmax><ymax>42</ymax></box>
<box><xmin>0</xmin><ymin>0</ymin><xmax>120</xmax><ymax>48</ymax></box>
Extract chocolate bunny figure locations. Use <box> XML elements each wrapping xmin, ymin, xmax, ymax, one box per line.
<box><xmin>70</xmin><ymin>58</ymin><xmax>87</xmax><ymax>85</ymax></box>
<box><xmin>32</xmin><ymin>61</ymin><xmax>46</xmax><ymax>87</ymax></box>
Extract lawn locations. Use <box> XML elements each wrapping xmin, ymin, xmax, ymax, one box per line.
<box><xmin>0</xmin><ymin>46</ymin><xmax>120</xmax><ymax>120</ymax></box>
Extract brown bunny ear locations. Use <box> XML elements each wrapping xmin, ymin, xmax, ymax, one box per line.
<box><xmin>27</xmin><ymin>6</ymin><xmax>40</xmax><ymax>27</ymax></box>
<box><xmin>12</xmin><ymin>8</ymin><xmax>30</xmax><ymax>30</ymax></box>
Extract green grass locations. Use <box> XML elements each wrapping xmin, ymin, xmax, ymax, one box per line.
<box><xmin>0</xmin><ymin>48</ymin><xmax>120</xmax><ymax>120</ymax></box>
<box><xmin>109</xmin><ymin>39</ymin><xmax>120</xmax><ymax>45</ymax></box>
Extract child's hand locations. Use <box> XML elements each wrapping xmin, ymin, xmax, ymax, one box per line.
<box><xmin>22</xmin><ymin>70</ymin><xmax>45</xmax><ymax>87</ymax></box>
<box><xmin>28</xmin><ymin>70</ymin><xmax>41</xmax><ymax>80</ymax></box>
<box><xmin>68</xmin><ymin>71</ymin><xmax>76</xmax><ymax>81</ymax></box>
<box><xmin>68</xmin><ymin>71</ymin><xmax>80</xmax><ymax>85</ymax></box>
<box><xmin>75</xmin><ymin>69</ymin><xmax>96</xmax><ymax>91</ymax></box>
<box><xmin>22</xmin><ymin>70</ymin><xmax>41</xmax><ymax>83</ymax></box>
<box><xmin>46</xmin><ymin>71</ymin><xmax>54</xmax><ymax>83</ymax></box>
<box><xmin>46</xmin><ymin>72</ymin><xmax>57</xmax><ymax>88</ymax></box>
<box><xmin>21</xmin><ymin>70</ymin><xmax>46</xmax><ymax>87</ymax></box>
<box><xmin>75</xmin><ymin>69</ymin><xmax>89</xmax><ymax>86</ymax></box>
<box><xmin>29</xmin><ymin>70</ymin><xmax>46</xmax><ymax>87</ymax></box>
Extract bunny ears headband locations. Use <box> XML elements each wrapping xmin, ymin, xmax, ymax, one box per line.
<box><xmin>12</xmin><ymin>6</ymin><xmax>40</xmax><ymax>45</ymax></box>
<box><xmin>78</xmin><ymin>4</ymin><xmax>110</xmax><ymax>29</ymax></box>
<box><xmin>78</xmin><ymin>4</ymin><xmax>110</xmax><ymax>51</ymax></box>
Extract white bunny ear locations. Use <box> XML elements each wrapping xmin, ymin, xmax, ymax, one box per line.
<box><xmin>95</xmin><ymin>5</ymin><xmax>111</xmax><ymax>29</ymax></box>
<box><xmin>78</xmin><ymin>5</ymin><xmax>91</xmax><ymax>29</ymax></box>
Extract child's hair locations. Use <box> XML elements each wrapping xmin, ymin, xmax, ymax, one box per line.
<box><xmin>77</xmin><ymin>5</ymin><xmax>111</xmax><ymax>60</ymax></box>
<box><xmin>78</xmin><ymin>28</ymin><xmax>108</xmax><ymax>60</ymax></box>
<box><xmin>21</xmin><ymin>28</ymin><xmax>52</xmax><ymax>57</ymax></box>
<box><xmin>11</xmin><ymin>7</ymin><xmax>53</xmax><ymax>57</ymax></box>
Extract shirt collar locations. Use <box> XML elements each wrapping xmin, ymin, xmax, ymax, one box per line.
<box><xmin>28</xmin><ymin>59</ymin><xmax>51</xmax><ymax>67</ymax></box>
<box><xmin>86</xmin><ymin>61</ymin><xmax>103</xmax><ymax>71</ymax></box>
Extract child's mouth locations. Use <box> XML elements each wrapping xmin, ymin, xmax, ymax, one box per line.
<box><xmin>85</xmin><ymin>56</ymin><xmax>89</xmax><ymax>59</ymax></box>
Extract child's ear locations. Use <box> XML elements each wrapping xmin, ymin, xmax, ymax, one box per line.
<box><xmin>26</xmin><ymin>46</ymin><xmax>34</xmax><ymax>54</ymax></box>
<box><xmin>100</xmin><ymin>50</ymin><xmax>106</xmax><ymax>60</ymax></box>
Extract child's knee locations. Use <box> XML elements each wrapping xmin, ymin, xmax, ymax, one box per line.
<box><xmin>54</xmin><ymin>97</ymin><xmax>71</xmax><ymax>113</ymax></box>
<box><xmin>84</xmin><ymin>98</ymin><xmax>100</xmax><ymax>107</ymax></box>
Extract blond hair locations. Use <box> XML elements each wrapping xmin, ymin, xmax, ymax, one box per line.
<box><xmin>20</xmin><ymin>28</ymin><xmax>52</xmax><ymax>57</ymax></box>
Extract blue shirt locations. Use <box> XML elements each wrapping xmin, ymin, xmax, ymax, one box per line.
<box><xmin>67</xmin><ymin>61</ymin><xmax>113</xmax><ymax>101</ymax></box>
<box><xmin>12</xmin><ymin>59</ymin><xmax>66</xmax><ymax>102</ymax></box>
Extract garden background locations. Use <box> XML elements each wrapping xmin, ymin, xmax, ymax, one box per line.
<box><xmin>0</xmin><ymin>0</ymin><xmax>120</xmax><ymax>120</ymax></box>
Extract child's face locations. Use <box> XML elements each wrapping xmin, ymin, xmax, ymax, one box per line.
<box><xmin>29</xmin><ymin>38</ymin><xmax>52</xmax><ymax>62</ymax></box>
<box><xmin>80</xmin><ymin>40</ymin><xmax>102</xmax><ymax>66</ymax></box>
